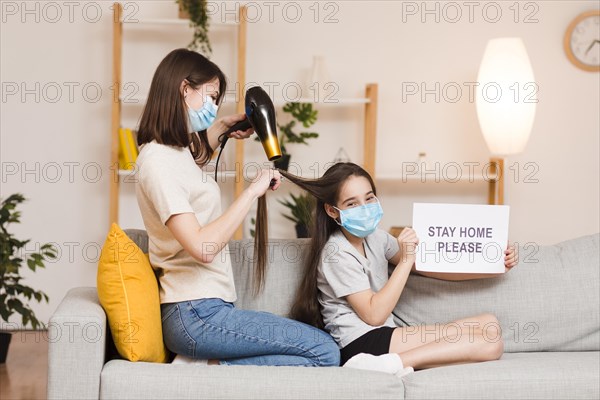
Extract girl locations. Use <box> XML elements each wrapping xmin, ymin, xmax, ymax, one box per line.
<box><xmin>280</xmin><ymin>162</ymin><xmax>517</xmax><ymax>374</ymax></box>
<box><xmin>135</xmin><ymin>48</ymin><xmax>339</xmax><ymax>367</ymax></box>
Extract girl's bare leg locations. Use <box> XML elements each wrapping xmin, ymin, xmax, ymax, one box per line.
<box><xmin>389</xmin><ymin>313</ymin><xmax>503</xmax><ymax>370</ymax></box>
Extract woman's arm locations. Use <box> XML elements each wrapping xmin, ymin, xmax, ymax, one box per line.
<box><xmin>206</xmin><ymin>114</ymin><xmax>253</xmax><ymax>151</ymax></box>
<box><xmin>165</xmin><ymin>169</ymin><xmax>281</xmax><ymax>264</ymax></box>
<box><xmin>345</xmin><ymin>228</ymin><xmax>418</xmax><ymax>326</ymax></box>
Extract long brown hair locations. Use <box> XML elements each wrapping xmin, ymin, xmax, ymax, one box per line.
<box><xmin>277</xmin><ymin>163</ymin><xmax>377</xmax><ymax>328</ymax></box>
<box><xmin>137</xmin><ymin>49</ymin><xmax>272</xmax><ymax>293</ymax></box>
<box><xmin>137</xmin><ymin>48</ymin><xmax>227</xmax><ymax>166</ymax></box>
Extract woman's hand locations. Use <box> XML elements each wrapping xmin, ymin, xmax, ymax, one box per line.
<box><xmin>396</xmin><ymin>228</ymin><xmax>419</xmax><ymax>267</ymax></box>
<box><xmin>208</xmin><ymin>113</ymin><xmax>254</xmax><ymax>140</ymax></box>
<box><xmin>504</xmin><ymin>242</ymin><xmax>518</xmax><ymax>272</ymax></box>
<box><xmin>248</xmin><ymin>168</ymin><xmax>282</xmax><ymax>199</ymax></box>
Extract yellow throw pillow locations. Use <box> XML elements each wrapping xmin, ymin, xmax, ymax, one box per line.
<box><xmin>97</xmin><ymin>223</ymin><xmax>169</xmax><ymax>362</ymax></box>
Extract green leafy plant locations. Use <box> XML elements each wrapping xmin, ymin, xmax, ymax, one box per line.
<box><xmin>0</xmin><ymin>194</ymin><xmax>56</xmax><ymax>329</ymax></box>
<box><xmin>256</xmin><ymin>102</ymin><xmax>319</xmax><ymax>156</ymax></box>
<box><xmin>277</xmin><ymin>103</ymin><xmax>319</xmax><ymax>155</ymax></box>
<box><xmin>177</xmin><ymin>0</ymin><xmax>212</xmax><ymax>56</ymax></box>
<box><xmin>277</xmin><ymin>192</ymin><xmax>316</xmax><ymax>230</ymax></box>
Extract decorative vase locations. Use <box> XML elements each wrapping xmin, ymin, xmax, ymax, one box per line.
<box><xmin>0</xmin><ymin>331</ymin><xmax>12</xmax><ymax>364</ymax></box>
<box><xmin>333</xmin><ymin>147</ymin><xmax>351</xmax><ymax>163</ymax></box>
<box><xmin>295</xmin><ymin>223</ymin><xmax>309</xmax><ymax>238</ymax></box>
<box><xmin>273</xmin><ymin>154</ymin><xmax>291</xmax><ymax>171</ymax></box>
<box><xmin>306</xmin><ymin>56</ymin><xmax>331</xmax><ymax>102</ymax></box>
<box><xmin>178</xmin><ymin>3</ymin><xmax>189</xmax><ymax>19</ymax></box>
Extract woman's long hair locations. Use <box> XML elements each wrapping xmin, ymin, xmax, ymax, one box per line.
<box><xmin>137</xmin><ymin>48</ymin><xmax>227</xmax><ymax>166</ymax></box>
<box><xmin>276</xmin><ymin>162</ymin><xmax>378</xmax><ymax>328</ymax></box>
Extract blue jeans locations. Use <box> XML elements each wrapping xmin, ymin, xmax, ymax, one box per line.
<box><xmin>160</xmin><ymin>298</ymin><xmax>340</xmax><ymax>366</ymax></box>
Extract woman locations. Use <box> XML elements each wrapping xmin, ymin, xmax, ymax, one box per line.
<box><xmin>278</xmin><ymin>163</ymin><xmax>515</xmax><ymax>375</ymax></box>
<box><xmin>135</xmin><ymin>48</ymin><xmax>339</xmax><ymax>367</ymax></box>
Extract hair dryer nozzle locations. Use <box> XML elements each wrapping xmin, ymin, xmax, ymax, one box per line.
<box><xmin>245</xmin><ymin>86</ymin><xmax>282</xmax><ymax>161</ymax></box>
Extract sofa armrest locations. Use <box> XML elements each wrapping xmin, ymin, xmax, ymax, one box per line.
<box><xmin>47</xmin><ymin>287</ymin><xmax>107</xmax><ymax>400</ymax></box>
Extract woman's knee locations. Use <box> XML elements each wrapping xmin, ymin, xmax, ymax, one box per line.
<box><xmin>312</xmin><ymin>335</ymin><xmax>341</xmax><ymax>366</ymax></box>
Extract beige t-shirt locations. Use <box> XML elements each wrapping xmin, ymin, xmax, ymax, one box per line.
<box><xmin>135</xmin><ymin>140</ymin><xmax>237</xmax><ymax>304</ymax></box>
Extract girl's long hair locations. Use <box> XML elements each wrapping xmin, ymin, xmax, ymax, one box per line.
<box><xmin>137</xmin><ymin>48</ymin><xmax>227</xmax><ymax>166</ymax></box>
<box><xmin>276</xmin><ymin>162</ymin><xmax>377</xmax><ymax>328</ymax></box>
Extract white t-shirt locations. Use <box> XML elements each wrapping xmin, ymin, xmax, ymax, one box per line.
<box><xmin>317</xmin><ymin>228</ymin><xmax>400</xmax><ymax>348</ymax></box>
<box><xmin>135</xmin><ymin>140</ymin><xmax>237</xmax><ymax>304</ymax></box>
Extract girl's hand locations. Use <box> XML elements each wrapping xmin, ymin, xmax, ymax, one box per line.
<box><xmin>248</xmin><ymin>168</ymin><xmax>282</xmax><ymax>198</ymax></box>
<box><xmin>504</xmin><ymin>242</ymin><xmax>518</xmax><ymax>272</ymax></box>
<box><xmin>397</xmin><ymin>228</ymin><xmax>419</xmax><ymax>267</ymax></box>
<box><xmin>210</xmin><ymin>113</ymin><xmax>254</xmax><ymax>140</ymax></box>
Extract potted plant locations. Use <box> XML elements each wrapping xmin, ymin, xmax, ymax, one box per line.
<box><xmin>257</xmin><ymin>102</ymin><xmax>319</xmax><ymax>171</ymax></box>
<box><xmin>0</xmin><ymin>193</ymin><xmax>56</xmax><ymax>363</ymax></box>
<box><xmin>278</xmin><ymin>192</ymin><xmax>316</xmax><ymax>238</ymax></box>
<box><xmin>176</xmin><ymin>0</ymin><xmax>212</xmax><ymax>56</ymax></box>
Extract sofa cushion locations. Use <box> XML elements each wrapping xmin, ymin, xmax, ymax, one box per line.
<box><xmin>123</xmin><ymin>229</ymin><xmax>149</xmax><ymax>253</ymax></box>
<box><xmin>392</xmin><ymin>233</ymin><xmax>600</xmax><ymax>352</ymax></box>
<box><xmin>99</xmin><ymin>360</ymin><xmax>405</xmax><ymax>400</ymax></box>
<box><xmin>228</xmin><ymin>238</ymin><xmax>310</xmax><ymax>316</ymax></box>
<box><xmin>98</xmin><ymin>223</ymin><xmax>170</xmax><ymax>362</ymax></box>
<box><xmin>401</xmin><ymin>351</ymin><xmax>599</xmax><ymax>399</ymax></box>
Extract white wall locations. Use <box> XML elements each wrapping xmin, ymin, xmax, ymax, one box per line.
<box><xmin>1</xmin><ymin>1</ymin><xmax>598</xmax><ymax>326</ymax></box>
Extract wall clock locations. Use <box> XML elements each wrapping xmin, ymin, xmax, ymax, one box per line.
<box><xmin>564</xmin><ymin>10</ymin><xmax>600</xmax><ymax>72</ymax></box>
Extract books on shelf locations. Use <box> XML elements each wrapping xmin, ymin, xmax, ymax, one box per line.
<box><xmin>118</xmin><ymin>128</ymin><xmax>138</xmax><ymax>170</ymax></box>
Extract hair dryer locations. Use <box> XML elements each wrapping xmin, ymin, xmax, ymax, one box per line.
<box><xmin>214</xmin><ymin>86</ymin><xmax>282</xmax><ymax>183</ymax></box>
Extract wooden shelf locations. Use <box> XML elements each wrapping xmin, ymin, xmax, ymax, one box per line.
<box><xmin>117</xmin><ymin>169</ymin><xmax>136</xmax><ymax>177</ymax></box>
<box><xmin>118</xmin><ymin>169</ymin><xmax>315</xmax><ymax>182</ymax></box>
<box><xmin>109</xmin><ymin>3</ymin><xmax>248</xmax><ymax>235</ymax></box>
<box><xmin>124</xmin><ymin>18</ymin><xmax>239</xmax><ymax>26</ymax></box>
<box><xmin>109</xmin><ymin>4</ymin><xmax>386</xmax><ymax>238</ymax></box>
<box><xmin>273</xmin><ymin>98</ymin><xmax>371</xmax><ymax>105</ymax></box>
<box><xmin>119</xmin><ymin>95</ymin><xmax>371</xmax><ymax>106</ymax></box>
<box><xmin>206</xmin><ymin>169</ymin><xmax>319</xmax><ymax>181</ymax></box>
<box><xmin>376</xmin><ymin>172</ymin><xmax>499</xmax><ymax>183</ymax></box>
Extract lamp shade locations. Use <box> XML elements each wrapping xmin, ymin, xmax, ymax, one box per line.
<box><xmin>476</xmin><ymin>38</ymin><xmax>537</xmax><ymax>156</ymax></box>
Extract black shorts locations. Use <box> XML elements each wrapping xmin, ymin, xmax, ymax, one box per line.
<box><xmin>340</xmin><ymin>326</ymin><xmax>396</xmax><ymax>366</ymax></box>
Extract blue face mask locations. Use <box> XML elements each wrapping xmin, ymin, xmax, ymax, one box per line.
<box><xmin>333</xmin><ymin>199</ymin><xmax>383</xmax><ymax>238</ymax></box>
<box><xmin>186</xmin><ymin>90</ymin><xmax>218</xmax><ymax>132</ymax></box>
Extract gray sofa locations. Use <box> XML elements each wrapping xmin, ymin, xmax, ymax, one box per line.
<box><xmin>47</xmin><ymin>230</ymin><xmax>600</xmax><ymax>399</ymax></box>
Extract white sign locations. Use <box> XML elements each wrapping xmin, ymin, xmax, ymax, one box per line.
<box><xmin>412</xmin><ymin>203</ymin><xmax>510</xmax><ymax>273</ymax></box>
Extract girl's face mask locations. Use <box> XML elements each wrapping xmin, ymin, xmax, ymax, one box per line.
<box><xmin>332</xmin><ymin>198</ymin><xmax>383</xmax><ymax>238</ymax></box>
<box><xmin>186</xmin><ymin>88</ymin><xmax>218</xmax><ymax>132</ymax></box>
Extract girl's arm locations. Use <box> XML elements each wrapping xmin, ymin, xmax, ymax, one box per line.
<box><xmin>165</xmin><ymin>169</ymin><xmax>281</xmax><ymax>264</ymax></box>
<box><xmin>400</xmin><ymin>243</ymin><xmax>518</xmax><ymax>281</ymax></box>
<box><xmin>345</xmin><ymin>229</ymin><xmax>418</xmax><ymax>326</ymax></box>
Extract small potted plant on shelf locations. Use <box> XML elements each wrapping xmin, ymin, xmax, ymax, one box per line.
<box><xmin>278</xmin><ymin>192</ymin><xmax>316</xmax><ymax>238</ymax></box>
<box><xmin>0</xmin><ymin>194</ymin><xmax>56</xmax><ymax>363</ymax></box>
<box><xmin>176</xmin><ymin>0</ymin><xmax>212</xmax><ymax>56</ymax></box>
<box><xmin>256</xmin><ymin>102</ymin><xmax>319</xmax><ymax>171</ymax></box>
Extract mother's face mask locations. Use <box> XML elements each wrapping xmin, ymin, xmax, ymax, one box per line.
<box><xmin>185</xmin><ymin>87</ymin><xmax>218</xmax><ymax>132</ymax></box>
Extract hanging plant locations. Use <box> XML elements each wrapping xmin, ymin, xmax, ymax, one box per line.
<box><xmin>176</xmin><ymin>0</ymin><xmax>212</xmax><ymax>57</ymax></box>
